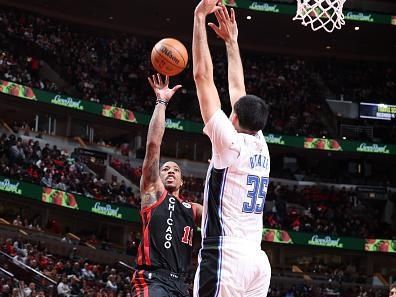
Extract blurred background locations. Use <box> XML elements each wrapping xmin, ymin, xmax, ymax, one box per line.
<box><xmin>0</xmin><ymin>0</ymin><xmax>395</xmax><ymax>296</ymax></box>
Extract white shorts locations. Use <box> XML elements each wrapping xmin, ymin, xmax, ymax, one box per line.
<box><xmin>193</xmin><ymin>237</ymin><xmax>271</xmax><ymax>297</ymax></box>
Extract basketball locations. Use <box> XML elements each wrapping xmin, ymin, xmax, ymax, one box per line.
<box><xmin>151</xmin><ymin>38</ymin><xmax>188</xmax><ymax>76</ymax></box>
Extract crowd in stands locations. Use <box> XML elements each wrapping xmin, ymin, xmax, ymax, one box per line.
<box><xmin>0</xmin><ymin>4</ymin><xmax>394</xmax><ymax>142</ymax></box>
<box><xmin>267</xmin><ymin>283</ymin><xmax>389</xmax><ymax>297</ymax></box>
<box><xmin>318</xmin><ymin>60</ymin><xmax>396</xmax><ymax>104</ymax></box>
<box><xmin>0</xmin><ymin>132</ymin><xmax>139</xmax><ymax>207</ymax></box>
<box><xmin>269</xmin><ymin>153</ymin><xmax>396</xmax><ymax>187</ymax></box>
<box><xmin>264</xmin><ymin>183</ymin><xmax>394</xmax><ymax>239</ymax></box>
<box><xmin>10</xmin><ymin>214</ymin><xmax>42</xmax><ymax>232</ymax></box>
<box><xmin>0</xmin><ymin>7</ymin><xmax>340</xmax><ymax>138</ymax></box>
<box><xmin>304</xmin><ymin>261</ymin><xmax>367</xmax><ymax>285</ymax></box>
<box><xmin>1</xmin><ymin>237</ymin><xmax>133</xmax><ymax>296</ymax></box>
<box><xmin>1</xmin><ymin>235</ymin><xmax>392</xmax><ymax>296</ymax></box>
<box><xmin>0</xmin><ymin>51</ymin><xmax>58</xmax><ymax>92</ymax></box>
<box><xmin>0</xmin><ymin>7</ymin><xmax>395</xmax><ymax>142</ymax></box>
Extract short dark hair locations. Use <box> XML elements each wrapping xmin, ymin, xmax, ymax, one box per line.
<box><xmin>234</xmin><ymin>94</ymin><xmax>269</xmax><ymax>132</ymax></box>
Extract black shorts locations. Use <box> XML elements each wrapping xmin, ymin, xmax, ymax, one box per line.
<box><xmin>131</xmin><ymin>269</ymin><xmax>190</xmax><ymax>297</ymax></box>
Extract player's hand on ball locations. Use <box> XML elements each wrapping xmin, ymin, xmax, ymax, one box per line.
<box><xmin>195</xmin><ymin>0</ymin><xmax>222</xmax><ymax>17</ymax></box>
<box><xmin>148</xmin><ymin>73</ymin><xmax>182</xmax><ymax>102</ymax></box>
<box><xmin>208</xmin><ymin>6</ymin><xmax>238</xmax><ymax>44</ymax></box>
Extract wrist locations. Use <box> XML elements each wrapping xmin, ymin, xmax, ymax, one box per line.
<box><xmin>194</xmin><ymin>10</ymin><xmax>207</xmax><ymax>19</ymax></box>
<box><xmin>155</xmin><ymin>98</ymin><xmax>168</xmax><ymax>107</ymax></box>
<box><xmin>225</xmin><ymin>39</ymin><xmax>238</xmax><ymax>48</ymax></box>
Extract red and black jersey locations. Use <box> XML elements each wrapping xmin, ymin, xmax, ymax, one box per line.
<box><xmin>137</xmin><ymin>191</ymin><xmax>195</xmax><ymax>274</ymax></box>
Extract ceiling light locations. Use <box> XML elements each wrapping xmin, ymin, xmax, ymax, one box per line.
<box><xmin>325</xmin><ymin>45</ymin><xmax>331</xmax><ymax>50</ymax></box>
<box><xmin>108</xmin><ymin>16</ymin><xmax>114</xmax><ymax>20</ymax></box>
<box><xmin>246</xmin><ymin>15</ymin><xmax>252</xmax><ymax>20</ymax></box>
<box><xmin>354</xmin><ymin>26</ymin><xmax>360</xmax><ymax>31</ymax></box>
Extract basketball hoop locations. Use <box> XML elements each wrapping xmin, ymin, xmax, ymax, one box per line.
<box><xmin>293</xmin><ymin>0</ymin><xmax>347</xmax><ymax>33</ymax></box>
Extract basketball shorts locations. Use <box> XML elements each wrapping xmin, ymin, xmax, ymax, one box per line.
<box><xmin>132</xmin><ymin>269</ymin><xmax>190</xmax><ymax>297</ymax></box>
<box><xmin>193</xmin><ymin>237</ymin><xmax>271</xmax><ymax>297</ymax></box>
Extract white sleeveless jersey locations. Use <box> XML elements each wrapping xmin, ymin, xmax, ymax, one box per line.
<box><xmin>201</xmin><ymin>109</ymin><xmax>270</xmax><ymax>247</ymax></box>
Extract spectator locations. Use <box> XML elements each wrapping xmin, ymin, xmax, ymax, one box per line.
<box><xmin>23</xmin><ymin>282</ymin><xmax>35</xmax><ymax>297</ymax></box>
<box><xmin>12</xmin><ymin>215</ymin><xmax>22</xmax><ymax>227</ymax></box>
<box><xmin>105</xmin><ymin>274</ymin><xmax>117</xmax><ymax>293</ymax></box>
<box><xmin>57</xmin><ymin>275</ymin><xmax>71</xmax><ymax>297</ymax></box>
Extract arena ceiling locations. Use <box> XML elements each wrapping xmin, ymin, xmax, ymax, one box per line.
<box><xmin>0</xmin><ymin>0</ymin><xmax>395</xmax><ymax>60</ymax></box>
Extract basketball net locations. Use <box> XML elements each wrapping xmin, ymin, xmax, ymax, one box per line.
<box><xmin>293</xmin><ymin>0</ymin><xmax>347</xmax><ymax>33</ymax></box>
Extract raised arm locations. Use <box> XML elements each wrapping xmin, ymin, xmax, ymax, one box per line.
<box><xmin>208</xmin><ymin>5</ymin><xmax>246</xmax><ymax>110</ymax></box>
<box><xmin>193</xmin><ymin>0</ymin><xmax>222</xmax><ymax>125</ymax></box>
<box><xmin>140</xmin><ymin>74</ymin><xmax>181</xmax><ymax>209</ymax></box>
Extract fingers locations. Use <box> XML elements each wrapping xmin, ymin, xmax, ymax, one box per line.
<box><xmin>217</xmin><ymin>5</ymin><xmax>228</xmax><ymax>22</ymax></box>
<box><xmin>214</xmin><ymin>5</ymin><xmax>232</xmax><ymax>25</ymax></box>
<box><xmin>211</xmin><ymin>5</ymin><xmax>222</xmax><ymax>14</ymax></box>
<box><xmin>217</xmin><ymin>6</ymin><xmax>226</xmax><ymax>22</ymax></box>
<box><xmin>151</xmin><ymin>74</ymin><xmax>159</xmax><ymax>86</ymax></box>
<box><xmin>149</xmin><ymin>73</ymin><xmax>166</xmax><ymax>89</ymax></box>
<box><xmin>171</xmin><ymin>85</ymin><xmax>182</xmax><ymax>93</ymax></box>
<box><xmin>214</xmin><ymin>10</ymin><xmax>222</xmax><ymax>25</ymax></box>
<box><xmin>156</xmin><ymin>73</ymin><xmax>162</xmax><ymax>86</ymax></box>
<box><xmin>221</xmin><ymin>5</ymin><xmax>230</xmax><ymax>21</ymax></box>
<box><xmin>230</xmin><ymin>7</ymin><xmax>235</xmax><ymax>22</ymax></box>
<box><xmin>208</xmin><ymin>23</ymin><xmax>221</xmax><ymax>36</ymax></box>
<box><xmin>147</xmin><ymin>76</ymin><xmax>155</xmax><ymax>89</ymax></box>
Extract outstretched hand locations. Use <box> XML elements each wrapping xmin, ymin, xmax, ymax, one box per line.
<box><xmin>208</xmin><ymin>5</ymin><xmax>238</xmax><ymax>44</ymax></box>
<box><xmin>148</xmin><ymin>74</ymin><xmax>182</xmax><ymax>102</ymax></box>
<box><xmin>195</xmin><ymin>0</ymin><xmax>222</xmax><ymax>17</ymax></box>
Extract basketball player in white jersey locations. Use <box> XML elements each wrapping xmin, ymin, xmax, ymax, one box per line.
<box><xmin>192</xmin><ymin>1</ymin><xmax>271</xmax><ymax>297</ymax></box>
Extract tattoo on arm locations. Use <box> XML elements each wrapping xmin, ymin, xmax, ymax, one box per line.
<box><xmin>142</xmin><ymin>149</ymin><xmax>160</xmax><ymax>185</ymax></box>
<box><xmin>141</xmin><ymin>192</ymin><xmax>159</xmax><ymax>209</ymax></box>
<box><xmin>140</xmin><ymin>104</ymin><xmax>166</xmax><ymax>208</ymax></box>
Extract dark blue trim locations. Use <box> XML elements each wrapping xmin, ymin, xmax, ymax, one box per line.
<box><xmin>204</xmin><ymin>168</ymin><xmax>227</xmax><ymax>238</ymax></box>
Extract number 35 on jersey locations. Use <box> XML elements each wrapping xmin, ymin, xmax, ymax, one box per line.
<box><xmin>242</xmin><ymin>175</ymin><xmax>269</xmax><ymax>214</ymax></box>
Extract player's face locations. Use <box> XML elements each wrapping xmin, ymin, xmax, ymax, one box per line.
<box><xmin>160</xmin><ymin>161</ymin><xmax>183</xmax><ymax>192</ymax></box>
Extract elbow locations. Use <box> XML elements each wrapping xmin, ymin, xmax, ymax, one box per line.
<box><xmin>193</xmin><ymin>65</ymin><xmax>213</xmax><ymax>82</ymax></box>
<box><xmin>193</xmin><ymin>71</ymin><xmax>212</xmax><ymax>83</ymax></box>
<box><xmin>146</xmin><ymin>141</ymin><xmax>160</xmax><ymax>152</ymax></box>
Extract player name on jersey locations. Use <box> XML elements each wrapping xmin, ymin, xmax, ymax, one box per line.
<box><xmin>249</xmin><ymin>154</ymin><xmax>269</xmax><ymax>170</ymax></box>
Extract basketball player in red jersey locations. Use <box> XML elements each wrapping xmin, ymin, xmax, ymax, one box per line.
<box><xmin>131</xmin><ymin>74</ymin><xmax>202</xmax><ymax>297</ymax></box>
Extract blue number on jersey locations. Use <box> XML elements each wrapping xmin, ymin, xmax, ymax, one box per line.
<box><xmin>242</xmin><ymin>175</ymin><xmax>268</xmax><ymax>214</ymax></box>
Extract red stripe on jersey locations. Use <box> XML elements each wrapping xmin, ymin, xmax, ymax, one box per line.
<box><xmin>143</xmin><ymin>210</ymin><xmax>152</xmax><ymax>266</ymax></box>
<box><xmin>132</xmin><ymin>271</ymin><xmax>142</xmax><ymax>296</ymax></box>
<box><xmin>139</xmin><ymin>271</ymin><xmax>149</xmax><ymax>297</ymax></box>
<box><xmin>137</xmin><ymin>213</ymin><xmax>146</xmax><ymax>266</ymax></box>
<box><xmin>138</xmin><ymin>190</ymin><xmax>167</xmax><ymax>267</ymax></box>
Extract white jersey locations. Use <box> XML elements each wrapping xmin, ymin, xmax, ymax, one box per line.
<box><xmin>201</xmin><ymin>109</ymin><xmax>270</xmax><ymax>247</ymax></box>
